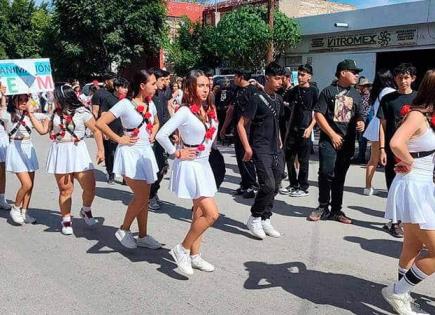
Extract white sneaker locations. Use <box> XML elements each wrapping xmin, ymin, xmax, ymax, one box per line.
<box><xmin>155</xmin><ymin>195</ymin><xmax>161</xmax><ymax>204</ymax></box>
<box><xmin>115</xmin><ymin>228</ymin><xmax>137</xmax><ymax>249</ymax></box>
<box><xmin>61</xmin><ymin>218</ymin><xmax>73</xmax><ymax>235</ymax></box>
<box><xmin>363</xmin><ymin>187</ymin><xmax>375</xmax><ymax>196</ymax></box>
<box><xmin>279</xmin><ymin>185</ymin><xmax>295</xmax><ymax>195</ymax></box>
<box><xmin>10</xmin><ymin>206</ymin><xmax>24</xmax><ymax>225</ymax></box>
<box><xmin>247</xmin><ymin>216</ymin><xmax>266</xmax><ymax>239</ymax></box>
<box><xmin>262</xmin><ymin>219</ymin><xmax>281</xmax><ymax>238</ymax></box>
<box><xmin>169</xmin><ymin>244</ymin><xmax>193</xmax><ymax>276</ymax></box>
<box><xmin>148</xmin><ymin>197</ymin><xmax>160</xmax><ymax>210</ymax></box>
<box><xmin>191</xmin><ymin>254</ymin><xmax>215</xmax><ymax>272</ymax></box>
<box><xmin>289</xmin><ymin>189</ymin><xmax>309</xmax><ymax>197</ymax></box>
<box><xmin>382</xmin><ymin>284</ymin><xmax>422</xmax><ymax>315</ymax></box>
<box><xmin>137</xmin><ymin>235</ymin><xmax>161</xmax><ymax>249</ymax></box>
<box><xmin>22</xmin><ymin>211</ymin><xmax>36</xmax><ymax>224</ymax></box>
<box><xmin>0</xmin><ymin>199</ymin><xmax>11</xmax><ymax>210</ymax></box>
<box><xmin>80</xmin><ymin>208</ymin><xmax>98</xmax><ymax>226</ymax></box>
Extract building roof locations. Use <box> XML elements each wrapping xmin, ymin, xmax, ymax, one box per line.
<box><xmin>167</xmin><ymin>1</ymin><xmax>205</xmax><ymax>22</ymax></box>
<box><xmin>297</xmin><ymin>0</ymin><xmax>435</xmax><ymax>36</ymax></box>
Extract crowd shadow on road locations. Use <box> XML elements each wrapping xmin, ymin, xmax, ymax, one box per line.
<box><xmin>95</xmin><ymin>186</ymin><xmax>132</xmax><ymax>205</ymax></box>
<box><xmin>344</xmin><ymin>236</ymin><xmax>402</xmax><ymax>259</ymax></box>
<box><xmin>3</xmin><ymin>207</ymin><xmax>188</xmax><ymax>281</ymax></box>
<box><xmin>243</xmin><ymin>261</ymin><xmax>435</xmax><ymax>315</ymax></box>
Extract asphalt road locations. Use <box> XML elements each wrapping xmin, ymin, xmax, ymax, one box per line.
<box><xmin>0</xmin><ymin>134</ymin><xmax>433</xmax><ymax>314</ymax></box>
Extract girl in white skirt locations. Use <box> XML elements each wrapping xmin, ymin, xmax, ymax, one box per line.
<box><xmin>156</xmin><ymin>70</ymin><xmax>220</xmax><ymax>276</ymax></box>
<box><xmin>362</xmin><ymin>69</ymin><xmax>395</xmax><ymax>195</ymax></box>
<box><xmin>0</xmin><ymin>83</ymin><xmax>11</xmax><ymax>210</ymax></box>
<box><xmin>381</xmin><ymin>70</ymin><xmax>435</xmax><ymax>315</ymax></box>
<box><xmin>96</xmin><ymin>70</ymin><xmax>161</xmax><ymax>250</ymax></box>
<box><xmin>0</xmin><ymin>94</ymin><xmax>48</xmax><ymax>225</ymax></box>
<box><xmin>45</xmin><ymin>84</ymin><xmax>104</xmax><ymax>235</ymax></box>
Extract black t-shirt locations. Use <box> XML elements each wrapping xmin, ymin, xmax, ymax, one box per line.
<box><xmin>314</xmin><ymin>83</ymin><xmax>363</xmax><ymax>142</ymax></box>
<box><xmin>232</xmin><ymin>84</ymin><xmax>257</xmax><ymax>129</ymax></box>
<box><xmin>377</xmin><ymin>91</ymin><xmax>417</xmax><ymax>142</ymax></box>
<box><xmin>92</xmin><ymin>89</ymin><xmax>123</xmax><ymax>136</ymax></box>
<box><xmin>215</xmin><ymin>87</ymin><xmax>234</xmax><ymax>111</ymax></box>
<box><xmin>153</xmin><ymin>89</ymin><xmax>170</xmax><ymax>126</ymax></box>
<box><xmin>285</xmin><ymin>85</ymin><xmax>319</xmax><ymax>132</ymax></box>
<box><xmin>242</xmin><ymin>91</ymin><xmax>284</xmax><ymax>155</ymax></box>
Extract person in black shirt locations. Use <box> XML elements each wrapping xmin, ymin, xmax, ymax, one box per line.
<box><xmin>238</xmin><ymin>62</ymin><xmax>285</xmax><ymax>239</ymax></box>
<box><xmin>308</xmin><ymin>59</ymin><xmax>365</xmax><ymax>224</ymax></box>
<box><xmin>377</xmin><ymin>63</ymin><xmax>417</xmax><ymax>238</ymax></box>
<box><xmin>91</xmin><ymin>72</ymin><xmax>116</xmax><ymax>119</ymax></box>
<box><xmin>278</xmin><ymin>68</ymin><xmax>294</xmax><ymax>147</ymax></box>
<box><xmin>220</xmin><ymin>69</ymin><xmax>258</xmax><ymax>198</ymax></box>
<box><xmin>216</xmin><ymin>79</ymin><xmax>234</xmax><ymax>138</ymax></box>
<box><xmin>282</xmin><ymin>64</ymin><xmax>318</xmax><ymax>197</ymax></box>
<box><xmin>149</xmin><ymin>68</ymin><xmax>171</xmax><ymax>210</ymax></box>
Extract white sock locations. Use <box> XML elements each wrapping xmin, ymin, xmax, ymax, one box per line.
<box><xmin>394</xmin><ymin>264</ymin><xmax>428</xmax><ymax>295</ymax></box>
<box><xmin>398</xmin><ymin>266</ymin><xmax>408</xmax><ymax>281</ymax></box>
<box><xmin>62</xmin><ymin>215</ymin><xmax>72</xmax><ymax>222</ymax></box>
<box><xmin>191</xmin><ymin>254</ymin><xmax>200</xmax><ymax>260</ymax></box>
<box><xmin>178</xmin><ymin>244</ymin><xmax>190</xmax><ymax>255</ymax></box>
<box><xmin>82</xmin><ymin>206</ymin><xmax>91</xmax><ymax>212</ymax></box>
<box><xmin>21</xmin><ymin>208</ymin><xmax>27</xmax><ymax>215</ymax></box>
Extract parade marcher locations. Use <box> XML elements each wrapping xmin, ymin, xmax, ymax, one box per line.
<box><xmin>278</xmin><ymin>68</ymin><xmax>293</xmax><ymax>145</ymax></box>
<box><xmin>148</xmin><ymin>68</ymin><xmax>171</xmax><ymax>210</ymax></box>
<box><xmin>45</xmin><ymin>85</ymin><xmax>104</xmax><ymax>235</ymax></box>
<box><xmin>308</xmin><ymin>59</ymin><xmax>364</xmax><ymax>224</ymax></box>
<box><xmin>96</xmin><ymin>69</ymin><xmax>161</xmax><ymax>250</ymax></box>
<box><xmin>91</xmin><ymin>72</ymin><xmax>116</xmax><ymax>120</ymax></box>
<box><xmin>1</xmin><ymin>94</ymin><xmax>48</xmax><ymax>224</ymax></box>
<box><xmin>362</xmin><ymin>69</ymin><xmax>396</xmax><ymax>196</ymax></box>
<box><xmin>238</xmin><ymin>62</ymin><xmax>285</xmax><ymax>239</ymax></box>
<box><xmin>381</xmin><ymin>69</ymin><xmax>435</xmax><ymax>315</ymax></box>
<box><xmin>353</xmin><ymin>76</ymin><xmax>372</xmax><ymax>164</ymax></box>
<box><xmin>99</xmin><ymin>77</ymin><xmax>129</xmax><ymax>185</ymax></box>
<box><xmin>281</xmin><ymin>64</ymin><xmax>318</xmax><ymax>197</ymax></box>
<box><xmin>215</xmin><ymin>78</ymin><xmax>234</xmax><ymax>138</ymax></box>
<box><xmin>156</xmin><ymin>69</ymin><xmax>220</xmax><ymax>276</ymax></box>
<box><xmin>0</xmin><ymin>82</ymin><xmax>11</xmax><ymax>209</ymax></box>
<box><xmin>220</xmin><ymin>69</ymin><xmax>258</xmax><ymax>198</ymax></box>
<box><xmin>378</xmin><ymin>63</ymin><xmax>417</xmax><ymax>238</ymax></box>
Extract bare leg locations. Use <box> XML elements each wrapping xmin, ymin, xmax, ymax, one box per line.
<box><xmin>74</xmin><ymin>170</ymin><xmax>96</xmax><ymax>207</ymax></box>
<box><xmin>190</xmin><ymin>202</ymin><xmax>204</xmax><ymax>255</ymax></box>
<box><xmin>122</xmin><ymin>177</ymin><xmax>149</xmax><ymax>232</ymax></box>
<box><xmin>14</xmin><ymin>172</ymin><xmax>34</xmax><ymax>208</ymax></box>
<box><xmin>136</xmin><ymin>184</ymin><xmax>150</xmax><ymax>238</ymax></box>
<box><xmin>365</xmin><ymin>141</ymin><xmax>380</xmax><ymax>189</ymax></box>
<box><xmin>399</xmin><ymin>224</ymin><xmax>424</xmax><ymax>270</ymax></box>
<box><xmin>55</xmin><ymin>173</ymin><xmax>74</xmax><ymax>217</ymax></box>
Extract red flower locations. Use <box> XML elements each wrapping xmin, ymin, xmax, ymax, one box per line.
<box><xmin>145</xmin><ymin>96</ymin><xmax>152</xmax><ymax>103</ymax></box>
<box><xmin>144</xmin><ymin>112</ymin><xmax>152</xmax><ymax>119</ymax></box>
<box><xmin>190</xmin><ymin>104</ymin><xmax>200</xmax><ymax>114</ymax></box>
<box><xmin>400</xmin><ymin>104</ymin><xmax>411</xmax><ymax>117</ymax></box>
<box><xmin>207</xmin><ymin>110</ymin><xmax>216</xmax><ymax>120</ymax></box>
<box><xmin>197</xmin><ymin>144</ymin><xmax>205</xmax><ymax>152</ymax></box>
<box><xmin>60</xmin><ymin>131</ymin><xmax>66</xmax><ymax>137</ymax></box>
<box><xmin>20</xmin><ymin>121</ymin><xmax>26</xmax><ymax>126</ymax></box>
<box><xmin>131</xmin><ymin>128</ymin><xmax>139</xmax><ymax>137</ymax></box>
<box><xmin>136</xmin><ymin>105</ymin><xmax>145</xmax><ymax>113</ymax></box>
<box><xmin>64</xmin><ymin>115</ymin><xmax>72</xmax><ymax>123</ymax></box>
<box><xmin>431</xmin><ymin>114</ymin><xmax>435</xmax><ymax>127</ymax></box>
<box><xmin>50</xmin><ymin>134</ymin><xmax>56</xmax><ymax>140</ymax></box>
<box><xmin>59</xmin><ymin>124</ymin><xmax>64</xmax><ymax>129</ymax></box>
<box><xmin>205</xmin><ymin>127</ymin><xmax>216</xmax><ymax>140</ymax></box>
<box><xmin>146</xmin><ymin>123</ymin><xmax>153</xmax><ymax>131</ymax></box>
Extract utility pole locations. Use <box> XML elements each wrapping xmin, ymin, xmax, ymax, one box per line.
<box><xmin>266</xmin><ymin>0</ymin><xmax>275</xmax><ymax>64</ymax></box>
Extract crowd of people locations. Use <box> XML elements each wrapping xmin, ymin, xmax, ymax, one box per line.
<box><xmin>0</xmin><ymin>59</ymin><xmax>433</xmax><ymax>314</ymax></box>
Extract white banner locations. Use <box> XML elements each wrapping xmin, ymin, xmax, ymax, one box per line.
<box><xmin>0</xmin><ymin>58</ymin><xmax>54</xmax><ymax>95</ymax></box>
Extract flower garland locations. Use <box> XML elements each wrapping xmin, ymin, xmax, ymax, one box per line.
<box><xmin>131</xmin><ymin>96</ymin><xmax>154</xmax><ymax>137</ymax></box>
<box><xmin>49</xmin><ymin>110</ymin><xmax>79</xmax><ymax>143</ymax></box>
<box><xmin>189</xmin><ymin>103</ymin><xmax>217</xmax><ymax>152</ymax></box>
<box><xmin>400</xmin><ymin>104</ymin><xmax>435</xmax><ymax>129</ymax></box>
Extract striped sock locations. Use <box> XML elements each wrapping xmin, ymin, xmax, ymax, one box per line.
<box><xmin>394</xmin><ymin>264</ymin><xmax>428</xmax><ymax>295</ymax></box>
<box><xmin>398</xmin><ymin>266</ymin><xmax>408</xmax><ymax>281</ymax></box>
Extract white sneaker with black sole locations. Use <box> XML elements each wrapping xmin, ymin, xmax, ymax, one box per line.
<box><xmin>382</xmin><ymin>284</ymin><xmax>428</xmax><ymax>315</ymax></box>
<box><xmin>247</xmin><ymin>215</ymin><xmax>266</xmax><ymax>239</ymax></box>
<box><xmin>191</xmin><ymin>254</ymin><xmax>215</xmax><ymax>272</ymax></box>
<box><xmin>290</xmin><ymin>189</ymin><xmax>309</xmax><ymax>197</ymax></box>
<box><xmin>279</xmin><ymin>185</ymin><xmax>295</xmax><ymax>195</ymax></box>
<box><xmin>137</xmin><ymin>235</ymin><xmax>161</xmax><ymax>249</ymax></box>
<box><xmin>115</xmin><ymin>228</ymin><xmax>137</xmax><ymax>249</ymax></box>
<box><xmin>169</xmin><ymin>244</ymin><xmax>193</xmax><ymax>276</ymax></box>
<box><xmin>262</xmin><ymin>219</ymin><xmax>281</xmax><ymax>238</ymax></box>
<box><xmin>10</xmin><ymin>206</ymin><xmax>24</xmax><ymax>225</ymax></box>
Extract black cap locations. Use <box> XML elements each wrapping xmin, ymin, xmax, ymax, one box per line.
<box><xmin>298</xmin><ymin>64</ymin><xmax>313</xmax><ymax>75</ymax></box>
<box><xmin>336</xmin><ymin>59</ymin><xmax>363</xmax><ymax>73</ymax></box>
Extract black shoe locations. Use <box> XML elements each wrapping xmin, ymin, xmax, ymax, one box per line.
<box><xmin>234</xmin><ymin>187</ymin><xmax>246</xmax><ymax>195</ymax></box>
<box><xmin>390</xmin><ymin>223</ymin><xmax>404</xmax><ymax>238</ymax></box>
<box><xmin>307</xmin><ymin>207</ymin><xmax>329</xmax><ymax>222</ymax></box>
<box><xmin>330</xmin><ymin>211</ymin><xmax>352</xmax><ymax>224</ymax></box>
<box><xmin>107</xmin><ymin>174</ymin><xmax>115</xmax><ymax>185</ymax></box>
<box><xmin>243</xmin><ymin>188</ymin><xmax>256</xmax><ymax>199</ymax></box>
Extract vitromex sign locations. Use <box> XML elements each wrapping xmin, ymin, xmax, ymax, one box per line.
<box><xmin>310</xmin><ymin>28</ymin><xmax>417</xmax><ymax>52</ymax></box>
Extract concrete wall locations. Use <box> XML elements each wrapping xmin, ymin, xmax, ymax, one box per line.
<box><xmin>279</xmin><ymin>0</ymin><xmax>355</xmax><ymax>18</ymax></box>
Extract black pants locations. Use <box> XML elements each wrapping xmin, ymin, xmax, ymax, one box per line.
<box><xmin>150</xmin><ymin>142</ymin><xmax>168</xmax><ymax>199</ymax></box>
<box><xmin>251</xmin><ymin>152</ymin><xmax>284</xmax><ymax>220</ymax></box>
<box><xmin>234</xmin><ymin>137</ymin><xmax>257</xmax><ymax>189</ymax></box>
<box><xmin>385</xmin><ymin>146</ymin><xmax>396</xmax><ymax>190</ymax></box>
<box><xmin>318</xmin><ymin>140</ymin><xmax>353</xmax><ymax>214</ymax></box>
<box><xmin>285</xmin><ymin>131</ymin><xmax>312</xmax><ymax>191</ymax></box>
<box><xmin>103</xmin><ymin>139</ymin><xmax>118</xmax><ymax>177</ymax></box>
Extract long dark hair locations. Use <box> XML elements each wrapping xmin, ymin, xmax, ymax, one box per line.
<box><xmin>53</xmin><ymin>84</ymin><xmax>83</xmax><ymax>113</ymax></box>
<box><xmin>412</xmin><ymin>69</ymin><xmax>435</xmax><ymax>131</ymax></box>
<box><xmin>7</xmin><ymin>94</ymin><xmax>30</xmax><ymax>122</ymax></box>
<box><xmin>182</xmin><ymin>69</ymin><xmax>212</xmax><ymax>108</ymax></box>
<box><xmin>129</xmin><ymin>69</ymin><xmax>154</xmax><ymax>99</ymax></box>
<box><xmin>369</xmin><ymin>68</ymin><xmax>395</xmax><ymax>106</ymax></box>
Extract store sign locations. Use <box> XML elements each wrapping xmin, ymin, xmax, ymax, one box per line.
<box><xmin>310</xmin><ymin>28</ymin><xmax>417</xmax><ymax>52</ymax></box>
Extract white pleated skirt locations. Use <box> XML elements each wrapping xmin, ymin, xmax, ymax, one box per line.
<box><xmin>113</xmin><ymin>142</ymin><xmax>158</xmax><ymax>183</ymax></box>
<box><xmin>46</xmin><ymin>141</ymin><xmax>94</xmax><ymax>174</ymax></box>
<box><xmin>6</xmin><ymin>140</ymin><xmax>39</xmax><ymax>173</ymax></box>
<box><xmin>385</xmin><ymin>171</ymin><xmax>435</xmax><ymax>230</ymax></box>
<box><xmin>170</xmin><ymin>157</ymin><xmax>217</xmax><ymax>199</ymax></box>
<box><xmin>0</xmin><ymin>136</ymin><xmax>9</xmax><ymax>163</ymax></box>
<box><xmin>363</xmin><ymin>117</ymin><xmax>380</xmax><ymax>142</ymax></box>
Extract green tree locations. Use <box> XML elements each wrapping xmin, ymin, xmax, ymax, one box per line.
<box><xmin>49</xmin><ymin>0</ymin><xmax>167</xmax><ymax>80</ymax></box>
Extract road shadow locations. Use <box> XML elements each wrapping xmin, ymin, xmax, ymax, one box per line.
<box><xmin>11</xmin><ymin>207</ymin><xmax>187</xmax><ymax>280</ymax></box>
<box><xmin>349</xmin><ymin>206</ymin><xmax>386</xmax><ymax>219</ymax></box>
<box><xmin>244</xmin><ymin>261</ymin><xmax>435</xmax><ymax>315</ymax></box>
<box><xmin>95</xmin><ymin>186</ymin><xmax>132</xmax><ymax>205</ymax></box>
<box><xmin>344</xmin><ymin>236</ymin><xmax>402</xmax><ymax>259</ymax></box>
